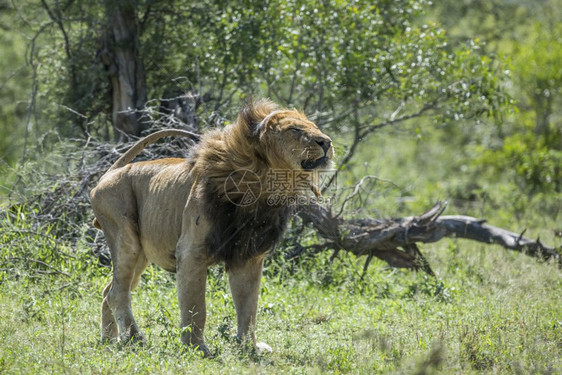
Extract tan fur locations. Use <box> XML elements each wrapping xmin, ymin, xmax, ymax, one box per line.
<box><xmin>90</xmin><ymin>99</ymin><xmax>333</xmax><ymax>356</ymax></box>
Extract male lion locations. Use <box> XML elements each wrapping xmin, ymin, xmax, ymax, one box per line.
<box><xmin>90</xmin><ymin>99</ymin><xmax>334</xmax><ymax>356</ymax></box>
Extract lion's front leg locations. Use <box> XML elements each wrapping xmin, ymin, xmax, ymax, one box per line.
<box><xmin>176</xmin><ymin>242</ymin><xmax>211</xmax><ymax>357</ymax></box>
<box><xmin>228</xmin><ymin>256</ymin><xmax>272</xmax><ymax>354</ymax></box>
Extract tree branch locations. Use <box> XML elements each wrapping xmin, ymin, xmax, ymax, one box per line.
<box><xmin>297</xmin><ymin>201</ymin><xmax>560</xmax><ymax>274</ymax></box>
<box><xmin>322</xmin><ymin>104</ymin><xmax>362</xmax><ymax>192</ymax></box>
<box><xmin>322</xmin><ymin>98</ymin><xmax>439</xmax><ymax>193</ymax></box>
<box><xmin>359</xmin><ymin>99</ymin><xmax>438</xmax><ymax>139</ymax></box>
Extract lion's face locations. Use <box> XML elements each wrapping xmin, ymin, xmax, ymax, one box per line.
<box><xmin>258</xmin><ymin>111</ymin><xmax>334</xmax><ymax>171</ymax></box>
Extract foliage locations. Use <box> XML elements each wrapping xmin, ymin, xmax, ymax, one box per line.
<box><xmin>475</xmin><ymin>129</ymin><xmax>562</xmax><ymax>194</ymax></box>
<box><xmin>2</xmin><ymin>0</ymin><xmax>508</xmax><ymax>146</ymax></box>
<box><xmin>0</xmin><ymin>1</ymin><xmax>30</xmax><ymax>164</ymax></box>
<box><xmin>485</xmin><ymin>21</ymin><xmax>562</xmax><ymax>193</ymax></box>
<box><xmin>431</xmin><ymin>0</ymin><xmax>562</xmax><ymax>193</ymax></box>
<box><xmin>471</xmin><ymin>19</ymin><xmax>562</xmax><ymax>194</ymax></box>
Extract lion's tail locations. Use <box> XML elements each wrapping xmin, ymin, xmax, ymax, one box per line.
<box><xmin>105</xmin><ymin>129</ymin><xmax>201</xmax><ymax>174</ymax></box>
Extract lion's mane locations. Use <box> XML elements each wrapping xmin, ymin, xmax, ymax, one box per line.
<box><xmin>188</xmin><ymin>100</ymin><xmax>294</xmax><ymax>267</ymax></box>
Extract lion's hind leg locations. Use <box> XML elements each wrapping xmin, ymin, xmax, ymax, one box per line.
<box><xmin>98</xmin><ymin>218</ymin><xmax>147</xmax><ymax>344</ymax></box>
<box><xmin>101</xmin><ymin>280</ymin><xmax>117</xmax><ymax>341</ymax></box>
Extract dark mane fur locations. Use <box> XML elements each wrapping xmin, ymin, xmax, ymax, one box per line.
<box><xmin>202</xmin><ymin>181</ymin><xmax>292</xmax><ymax>268</ymax></box>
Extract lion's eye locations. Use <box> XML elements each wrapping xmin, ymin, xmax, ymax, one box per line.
<box><xmin>289</xmin><ymin>128</ymin><xmax>302</xmax><ymax>134</ymax></box>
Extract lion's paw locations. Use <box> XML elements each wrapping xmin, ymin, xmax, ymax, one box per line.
<box><xmin>119</xmin><ymin>332</ymin><xmax>145</xmax><ymax>346</ymax></box>
<box><xmin>255</xmin><ymin>341</ymin><xmax>272</xmax><ymax>354</ymax></box>
<box><xmin>191</xmin><ymin>343</ymin><xmax>212</xmax><ymax>358</ymax></box>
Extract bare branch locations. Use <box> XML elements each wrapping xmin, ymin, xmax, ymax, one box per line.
<box><xmin>335</xmin><ymin>175</ymin><xmax>398</xmax><ymax>218</ymax></box>
<box><xmin>287</xmin><ymin>58</ymin><xmax>303</xmax><ymax>105</ymax></box>
<box><xmin>359</xmin><ymin>99</ymin><xmax>438</xmax><ymax>139</ymax></box>
<box><xmin>322</xmin><ymin>105</ymin><xmax>362</xmax><ymax>192</ymax></box>
<box><xmin>40</xmin><ymin>0</ymin><xmax>76</xmax><ymax>96</ymax></box>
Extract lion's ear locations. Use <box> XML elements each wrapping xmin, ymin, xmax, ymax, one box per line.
<box><xmin>254</xmin><ymin>111</ymin><xmax>282</xmax><ymax>136</ymax></box>
<box><xmin>238</xmin><ymin>99</ymin><xmax>279</xmax><ymax>136</ymax></box>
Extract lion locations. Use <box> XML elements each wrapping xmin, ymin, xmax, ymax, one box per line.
<box><xmin>90</xmin><ymin>99</ymin><xmax>334</xmax><ymax>356</ymax></box>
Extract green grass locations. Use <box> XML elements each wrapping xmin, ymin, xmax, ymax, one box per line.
<box><xmin>1</xmin><ymin>127</ymin><xmax>560</xmax><ymax>374</ymax></box>
<box><xmin>1</xmin><ymin>226</ymin><xmax>560</xmax><ymax>374</ymax></box>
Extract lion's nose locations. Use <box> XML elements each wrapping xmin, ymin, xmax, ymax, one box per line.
<box><xmin>316</xmin><ymin>138</ymin><xmax>332</xmax><ymax>154</ymax></box>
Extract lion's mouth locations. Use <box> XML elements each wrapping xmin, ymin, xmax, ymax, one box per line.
<box><xmin>301</xmin><ymin>156</ymin><xmax>330</xmax><ymax>170</ymax></box>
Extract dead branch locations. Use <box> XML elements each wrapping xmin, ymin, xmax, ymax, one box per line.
<box><xmin>298</xmin><ymin>201</ymin><xmax>560</xmax><ymax>275</ymax></box>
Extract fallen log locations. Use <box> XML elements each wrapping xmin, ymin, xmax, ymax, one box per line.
<box><xmin>296</xmin><ymin>201</ymin><xmax>560</xmax><ymax>276</ymax></box>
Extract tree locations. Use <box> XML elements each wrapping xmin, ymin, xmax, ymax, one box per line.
<box><xmin>102</xmin><ymin>0</ymin><xmax>148</xmax><ymax>138</ymax></box>
<box><xmin>13</xmin><ymin>0</ymin><xmax>508</xmax><ymax>140</ymax></box>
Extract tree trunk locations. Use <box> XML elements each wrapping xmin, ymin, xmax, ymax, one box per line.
<box><xmin>103</xmin><ymin>0</ymin><xmax>147</xmax><ymax>139</ymax></box>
